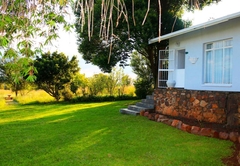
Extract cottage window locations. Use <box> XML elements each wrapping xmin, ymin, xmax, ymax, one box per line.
<box><xmin>204</xmin><ymin>39</ymin><xmax>232</xmax><ymax>84</ymax></box>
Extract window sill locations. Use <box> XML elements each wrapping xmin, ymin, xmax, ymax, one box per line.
<box><xmin>202</xmin><ymin>84</ymin><xmax>232</xmax><ymax>87</ymax></box>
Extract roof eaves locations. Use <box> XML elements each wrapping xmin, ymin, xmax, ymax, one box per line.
<box><xmin>148</xmin><ymin>11</ymin><xmax>240</xmax><ymax>45</ymax></box>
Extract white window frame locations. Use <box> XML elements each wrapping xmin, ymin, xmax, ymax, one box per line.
<box><xmin>204</xmin><ymin>39</ymin><xmax>233</xmax><ymax>85</ymax></box>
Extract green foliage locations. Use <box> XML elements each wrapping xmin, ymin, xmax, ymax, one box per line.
<box><xmin>0</xmin><ymin>0</ymin><xmax>73</xmax><ymax>83</ymax></box>
<box><xmin>105</xmin><ymin>67</ymin><xmax>131</xmax><ymax>96</ymax></box>
<box><xmin>131</xmin><ymin>51</ymin><xmax>154</xmax><ymax>98</ymax></box>
<box><xmin>71</xmin><ymin>95</ymin><xmax>138</xmax><ymax>103</ymax></box>
<box><xmin>62</xmin><ymin>87</ymin><xmax>74</xmax><ymax>101</ymax></box>
<box><xmin>88</xmin><ymin>73</ymin><xmax>108</xmax><ymax>96</ymax></box>
<box><xmin>70</xmin><ymin>73</ymin><xmax>88</xmax><ymax>95</ymax></box>
<box><xmin>134</xmin><ymin>78</ymin><xmax>154</xmax><ymax>99</ymax></box>
<box><xmin>75</xmin><ymin>0</ymin><xmax>216</xmax><ymax>87</ymax></box>
<box><xmin>34</xmin><ymin>52</ymin><xmax>79</xmax><ymax>101</ymax></box>
<box><xmin>0</xmin><ymin>49</ymin><xmax>36</xmax><ymax>96</ymax></box>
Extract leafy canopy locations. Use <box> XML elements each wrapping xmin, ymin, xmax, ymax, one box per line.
<box><xmin>75</xmin><ymin>0</ymin><xmax>218</xmax><ymax>75</ymax></box>
<box><xmin>0</xmin><ymin>0</ymin><xmax>73</xmax><ymax>83</ymax></box>
<box><xmin>34</xmin><ymin>51</ymin><xmax>79</xmax><ymax>101</ymax></box>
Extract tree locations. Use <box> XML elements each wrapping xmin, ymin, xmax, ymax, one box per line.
<box><xmin>0</xmin><ymin>0</ymin><xmax>73</xmax><ymax>83</ymax></box>
<box><xmin>88</xmin><ymin>73</ymin><xmax>108</xmax><ymax>96</ymax></box>
<box><xmin>130</xmin><ymin>51</ymin><xmax>154</xmax><ymax>98</ymax></box>
<box><xmin>119</xmin><ymin>75</ymin><xmax>131</xmax><ymax>95</ymax></box>
<box><xmin>0</xmin><ymin>48</ymin><xmax>35</xmax><ymax>96</ymax></box>
<box><xmin>106</xmin><ymin>68</ymin><xmax>120</xmax><ymax>96</ymax></box>
<box><xmin>70</xmin><ymin>73</ymin><xmax>88</xmax><ymax>96</ymax></box>
<box><xmin>75</xmin><ymin>0</ymin><xmax>218</xmax><ymax>88</ymax></box>
<box><xmin>1</xmin><ymin>0</ymin><xmax>219</xmax><ymax>84</ymax></box>
<box><xmin>34</xmin><ymin>52</ymin><xmax>79</xmax><ymax>101</ymax></box>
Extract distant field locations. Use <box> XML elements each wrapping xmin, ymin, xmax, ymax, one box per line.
<box><xmin>0</xmin><ymin>89</ymin><xmax>55</xmax><ymax>106</ymax></box>
<box><xmin>0</xmin><ymin>100</ymin><xmax>233</xmax><ymax>166</ymax></box>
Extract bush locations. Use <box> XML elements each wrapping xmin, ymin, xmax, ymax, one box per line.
<box><xmin>70</xmin><ymin>95</ymin><xmax>138</xmax><ymax>103</ymax></box>
<box><xmin>134</xmin><ymin>79</ymin><xmax>153</xmax><ymax>99</ymax></box>
<box><xmin>62</xmin><ymin>88</ymin><xmax>74</xmax><ymax>101</ymax></box>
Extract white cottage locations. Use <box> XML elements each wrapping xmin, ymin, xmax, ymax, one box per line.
<box><xmin>149</xmin><ymin>12</ymin><xmax>240</xmax><ymax>92</ymax></box>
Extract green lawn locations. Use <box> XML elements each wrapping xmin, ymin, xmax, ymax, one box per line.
<box><xmin>0</xmin><ymin>101</ymin><xmax>233</xmax><ymax>166</ymax></box>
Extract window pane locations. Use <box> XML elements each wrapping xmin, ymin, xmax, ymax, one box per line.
<box><xmin>224</xmin><ymin>40</ymin><xmax>232</xmax><ymax>47</ymax></box>
<box><xmin>215</xmin><ymin>41</ymin><xmax>223</xmax><ymax>49</ymax></box>
<box><xmin>214</xmin><ymin>49</ymin><xmax>223</xmax><ymax>83</ymax></box>
<box><xmin>205</xmin><ymin>51</ymin><xmax>213</xmax><ymax>83</ymax></box>
<box><xmin>223</xmin><ymin>48</ymin><xmax>233</xmax><ymax>83</ymax></box>
<box><xmin>204</xmin><ymin>39</ymin><xmax>232</xmax><ymax>85</ymax></box>
<box><xmin>206</xmin><ymin>43</ymin><xmax>213</xmax><ymax>49</ymax></box>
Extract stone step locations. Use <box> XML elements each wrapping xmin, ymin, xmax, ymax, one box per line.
<box><xmin>146</xmin><ymin>95</ymin><xmax>154</xmax><ymax>100</ymax></box>
<box><xmin>119</xmin><ymin>108</ymin><xmax>140</xmax><ymax>115</ymax></box>
<box><xmin>136</xmin><ymin>102</ymin><xmax>154</xmax><ymax>109</ymax></box>
<box><xmin>141</xmin><ymin>98</ymin><xmax>155</xmax><ymax>104</ymax></box>
<box><xmin>120</xmin><ymin>95</ymin><xmax>155</xmax><ymax>116</ymax></box>
<box><xmin>128</xmin><ymin>105</ymin><xmax>147</xmax><ymax>112</ymax></box>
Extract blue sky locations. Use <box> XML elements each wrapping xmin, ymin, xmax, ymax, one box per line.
<box><xmin>53</xmin><ymin>0</ymin><xmax>240</xmax><ymax>79</ymax></box>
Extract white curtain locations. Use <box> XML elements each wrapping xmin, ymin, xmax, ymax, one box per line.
<box><xmin>223</xmin><ymin>48</ymin><xmax>232</xmax><ymax>84</ymax></box>
<box><xmin>214</xmin><ymin>49</ymin><xmax>223</xmax><ymax>83</ymax></box>
<box><xmin>205</xmin><ymin>40</ymin><xmax>232</xmax><ymax>84</ymax></box>
<box><xmin>205</xmin><ymin>51</ymin><xmax>213</xmax><ymax>83</ymax></box>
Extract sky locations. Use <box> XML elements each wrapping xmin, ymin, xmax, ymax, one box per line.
<box><xmin>53</xmin><ymin>0</ymin><xmax>240</xmax><ymax>79</ymax></box>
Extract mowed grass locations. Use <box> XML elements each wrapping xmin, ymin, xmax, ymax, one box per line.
<box><xmin>0</xmin><ymin>100</ymin><xmax>233</xmax><ymax>166</ymax></box>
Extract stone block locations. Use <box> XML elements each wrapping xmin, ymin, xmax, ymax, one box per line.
<box><xmin>200</xmin><ymin>100</ymin><xmax>208</xmax><ymax>107</ymax></box>
<box><xmin>203</xmin><ymin>112</ymin><xmax>212</xmax><ymax>119</ymax></box>
<box><xmin>193</xmin><ymin>99</ymin><xmax>200</xmax><ymax>106</ymax></box>
<box><xmin>171</xmin><ymin>119</ymin><xmax>180</xmax><ymax>127</ymax></box>
<box><xmin>160</xmin><ymin>119</ymin><xmax>169</xmax><ymax>124</ymax></box>
<box><xmin>229</xmin><ymin>132</ymin><xmax>239</xmax><ymax>142</ymax></box>
<box><xmin>148</xmin><ymin>113</ymin><xmax>155</xmax><ymax>121</ymax></box>
<box><xmin>154</xmin><ymin>114</ymin><xmax>159</xmax><ymax>120</ymax></box>
<box><xmin>140</xmin><ymin>110</ymin><xmax>145</xmax><ymax>116</ymax></box>
<box><xmin>172</xmin><ymin>110</ymin><xmax>179</xmax><ymax>117</ymax></box>
<box><xmin>212</xmin><ymin>103</ymin><xmax>219</xmax><ymax>109</ymax></box>
<box><xmin>200</xmin><ymin>128</ymin><xmax>212</xmax><ymax>137</ymax></box>
<box><xmin>208</xmin><ymin>114</ymin><xmax>218</xmax><ymax>123</ymax></box>
<box><xmin>189</xmin><ymin>97</ymin><xmax>195</xmax><ymax>102</ymax></box>
<box><xmin>214</xmin><ymin>109</ymin><xmax>225</xmax><ymax>114</ymax></box>
<box><xmin>144</xmin><ymin>112</ymin><xmax>149</xmax><ymax>117</ymax></box>
<box><xmin>176</xmin><ymin>121</ymin><xmax>183</xmax><ymax>130</ymax></box>
<box><xmin>161</xmin><ymin>119</ymin><xmax>173</xmax><ymax>126</ymax></box>
<box><xmin>196</xmin><ymin>115</ymin><xmax>203</xmax><ymax>121</ymax></box>
<box><xmin>164</xmin><ymin>107</ymin><xmax>173</xmax><ymax>115</ymax></box>
<box><xmin>158</xmin><ymin>115</ymin><xmax>167</xmax><ymax>119</ymax></box>
<box><xmin>211</xmin><ymin>130</ymin><xmax>219</xmax><ymax>138</ymax></box>
<box><xmin>219</xmin><ymin>132</ymin><xmax>229</xmax><ymax>140</ymax></box>
<box><xmin>181</xmin><ymin>123</ymin><xmax>191</xmax><ymax>133</ymax></box>
<box><xmin>191</xmin><ymin>126</ymin><xmax>201</xmax><ymax>135</ymax></box>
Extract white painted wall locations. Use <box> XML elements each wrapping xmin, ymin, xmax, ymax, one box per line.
<box><xmin>168</xmin><ymin>17</ymin><xmax>240</xmax><ymax>92</ymax></box>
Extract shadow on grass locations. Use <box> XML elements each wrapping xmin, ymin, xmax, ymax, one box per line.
<box><xmin>0</xmin><ymin>100</ymin><xmax>234</xmax><ymax>166</ymax></box>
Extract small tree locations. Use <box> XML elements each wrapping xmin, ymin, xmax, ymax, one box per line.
<box><xmin>34</xmin><ymin>52</ymin><xmax>79</xmax><ymax>101</ymax></box>
<box><xmin>70</xmin><ymin>73</ymin><xmax>88</xmax><ymax>96</ymax></box>
<box><xmin>105</xmin><ymin>68</ymin><xmax>120</xmax><ymax>96</ymax></box>
<box><xmin>88</xmin><ymin>73</ymin><xmax>108</xmax><ymax>96</ymax></box>
<box><xmin>0</xmin><ymin>48</ymin><xmax>35</xmax><ymax>96</ymax></box>
<box><xmin>120</xmin><ymin>75</ymin><xmax>131</xmax><ymax>95</ymax></box>
<box><xmin>131</xmin><ymin>51</ymin><xmax>154</xmax><ymax>98</ymax></box>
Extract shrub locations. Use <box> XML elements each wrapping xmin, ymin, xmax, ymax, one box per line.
<box><xmin>134</xmin><ymin>79</ymin><xmax>153</xmax><ymax>99</ymax></box>
<box><xmin>70</xmin><ymin>95</ymin><xmax>138</xmax><ymax>103</ymax></box>
<box><xmin>62</xmin><ymin>88</ymin><xmax>74</xmax><ymax>101</ymax></box>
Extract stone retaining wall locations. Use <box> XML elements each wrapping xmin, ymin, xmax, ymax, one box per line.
<box><xmin>154</xmin><ymin>89</ymin><xmax>240</xmax><ymax>126</ymax></box>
